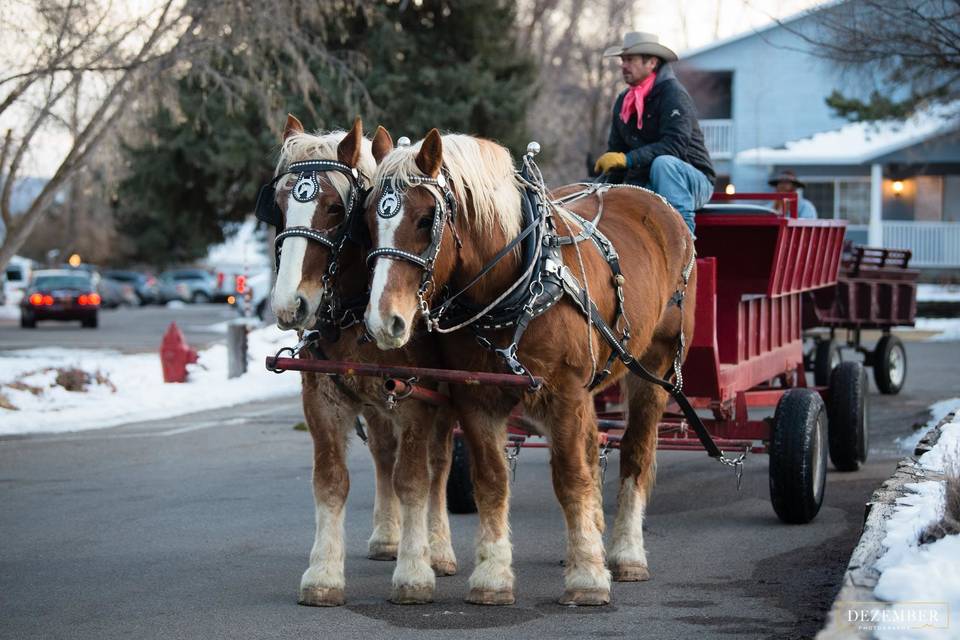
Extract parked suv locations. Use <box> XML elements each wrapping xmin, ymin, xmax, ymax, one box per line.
<box><xmin>160</xmin><ymin>268</ymin><xmax>217</xmax><ymax>303</ymax></box>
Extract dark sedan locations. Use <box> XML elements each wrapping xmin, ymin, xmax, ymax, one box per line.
<box><xmin>20</xmin><ymin>270</ymin><xmax>100</xmax><ymax>328</ymax></box>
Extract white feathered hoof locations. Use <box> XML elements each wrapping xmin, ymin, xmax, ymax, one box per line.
<box><xmin>610</xmin><ymin>562</ymin><xmax>650</xmax><ymax>582</ymax></box>
<box><xmin>389</xmin><ymin>584</ymin><xmax>434</xmax><ymax>604</ymax></box>
<box><xmin>466</xmin><ymin>588</ymin><xmax>515</xmax><ymax>605</ymax></box>
<box><xmin>298</xmin><ymin>586</ymin><xmax>346</xmax><ymax>607</ymax></box>
<box><xmin>432</xmin><ymin>559</ymin><xmax>457</xmax><ymax>576</ymax></box>
<box><xmin>367</xmin><ymin>542</ymin><xmax>398</xmax><ymax>561</ymax></box>
<box><xmin>558</xmin><ymin>588</ymin><xmax>610</xmax><ymax>606</ymax></box>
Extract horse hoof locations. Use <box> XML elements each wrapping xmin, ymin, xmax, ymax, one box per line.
<box><xmin>559</xmin><ymin>588</ymin><xmax>610</xmax><ymax>606</ymax></box>
<box><xmin>465</xmin><ymin>588</ymin><xmax>515</xmax><ymax>606</ymax></box>
<box><xmin>367</xmin><ymin>543</ymin><xmax>398</xmax><ymax>561</ymax></box>
<box><xmin>298</xmin><ymin>586</ymin><xmax>345</xmax><ymax>607</ymax></box>
<box><xmin>389</xmin><ymin>584</ymin><xmax>434</xmax><ymax>604</ymax></box>
<box><xmin>610</xmin><ymin>563</ymin><xmax>650</xmax><ymax>582</ymax></box>
<box><xmin>432</xmin><ymin>560</ymin><xmax>458</xmax><ymax>576</ymax></box>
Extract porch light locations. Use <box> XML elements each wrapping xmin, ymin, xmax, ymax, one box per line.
<box><xmin>68</xmin><ymin>253</ymin><xmax>82</xmax><ymax>267</ymax></box>
<box><xmin>892</xmin><ymin>180</ymin><xmax>904</xmax><ymax>195</ymax></box>
<box><xmin>724</xmin><ymin>183</ymin><xmax>736</xmax><ymax>195</ymax></box>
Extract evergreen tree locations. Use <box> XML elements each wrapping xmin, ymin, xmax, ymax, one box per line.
<box><xmin>116</xmin><ymin>0</ymin><xmax>535</xmax><ymax>266</ymax></box>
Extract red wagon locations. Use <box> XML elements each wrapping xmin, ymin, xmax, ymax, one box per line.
<box><xmin>473</xmin><ymin>192</ymin><xmax>867</xmax><ymax>524</ymax></box>
<box><xmin>803</xmin><ymin>245</ymin><xmax>919</xmax><ymax>394</ymax></box>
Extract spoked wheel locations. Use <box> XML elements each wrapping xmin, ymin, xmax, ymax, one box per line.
<box><xmin>446</xmin><ymin>433</ymin><xmax>477</xmax><ymax>514</ymax></box>
<box><xmin>769</xmin><ymin>388</ymin><xmax>828</xmax><ymax>524</ymax></box>
<box><xmin>827</xmin><ymin>361</ymin><xmax>869</xmax><ymax>471</ymax></box>
<box><xmin>813</xmin><ymin>339</ymin><xmax>842</xmax><ymax>387</ymax></box>
<box><xmin>873</xmin><ymin>334</ymin><xmax>907</xmax><ymax>395</ymax></box>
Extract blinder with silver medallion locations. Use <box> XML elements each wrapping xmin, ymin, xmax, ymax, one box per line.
<box><xmin>293</xmin><ymin>172</ymin><xmax>321</xmax><ymax>203</ymax></box>
<box><xmin>378</xmin><ymin>182</ymin><xmax>402</xmax><ymax>219</ymax></box>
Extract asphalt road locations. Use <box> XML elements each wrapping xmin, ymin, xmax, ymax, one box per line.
<box><xmin>0</xmin><ymin>303</ymin><xmax>239</xmax><ymax>353</ymax></box>
<box><xmin>1</xmin><ymin>338</ymin><xmax>957</xmax><ymax>640</ymax></box>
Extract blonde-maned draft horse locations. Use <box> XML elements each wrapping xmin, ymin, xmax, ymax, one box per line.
<box><xmin>266</xmin><ymin>116</ymin><xmax>457</xmax><ymax>606</ymax></box>
<box><xmin>363</xmin><ymin>129</ymin><xmax>697</xmax><ymax>606</ymax></box>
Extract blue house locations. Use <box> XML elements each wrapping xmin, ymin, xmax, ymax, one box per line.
<box><xmin>676</xmin><ymin>5</ymin><xmax>960</xmax><ymax>269</ymax></box>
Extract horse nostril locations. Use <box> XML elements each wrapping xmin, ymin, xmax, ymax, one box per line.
<box><xmin>293</xmin><ymin>295</ymin><xmax>308</xmax><ymax>323</ymax></box>
<box><xmin>388</xmin><ymin>314</ymin><xmax>406</xmax><ymax>339</ymax></box>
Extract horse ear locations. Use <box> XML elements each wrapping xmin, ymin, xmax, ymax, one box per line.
<box><xmin>337</xmin><ymin>117</ymin><xmax>363</xmax><ymax>166</ymax></box>
<box><xmin>372</xmin><ymin>126</ymin><xmax>393</xmax><ymax>164</ymax></box>
<box><xmin>283</xmin><ymin>114</ymin><xmax>304</xmax><ymax>142</ymax></box>
<box><xmin>415</xmin><ymin>129</ymin><xmax>443</xmax><ymax>177</ymax></box>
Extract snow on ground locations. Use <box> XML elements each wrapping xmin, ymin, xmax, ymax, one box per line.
<box><xmin>898</xmin><ymin>398</ymin><xmax>960</xmax><ymax>453</ymax></box>
<box><xmin>914</xmin><ymin>317</ymin><xmax>960</xmax><ymax>342</ymax></box>
<box><xmin>873</xmin><ymin>411</ymin><xmax>960</xmax><ymax>640</ymax></box>
<box><xmin>918</xmin><ymin>284</ymin><xmax>960</xmax><ymax>303</ymax></box>
<box><xmin>0</xmin><ymin>324</ymin><xmax>301</xmax><ymax>436</ymax></box>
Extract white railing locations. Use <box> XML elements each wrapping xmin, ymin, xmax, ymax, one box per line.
<box><xmin>700</xmin><ymin>119</ymin><xmax>733</xmax><ymax>159</ymax></box>
<box><xmin>883</xmin><ymin>222</ymin><xmax>960</xmax><ymax>268</ymax></box>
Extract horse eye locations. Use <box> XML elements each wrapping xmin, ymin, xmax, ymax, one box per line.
<box><xmin>327</xmin><ymin>204</ymin><xmax>345</xmax><ymax>216</ymax></box>
<box><xmin>417</xmin><ymin>215</ymin><xmax>434</xmax><ymax>230</ymax></box>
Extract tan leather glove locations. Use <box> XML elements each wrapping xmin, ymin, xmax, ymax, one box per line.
<box><xmin>594</xmin><ymin>152</ymin><xmax>627</xmax><ymax>174</ymax></box>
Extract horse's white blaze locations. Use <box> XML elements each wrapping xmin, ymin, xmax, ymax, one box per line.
<box><xmin>271</xmin><ymin>195</ymin><xmax>316</xmax><ymax>319</ymax></box>
<box><xmin>300</xmin><ymin>501</ymin><xmax>346</xmax><ymax>591</ymax></box>
<box><xmin>609</xmin><ymin>478</ymin><xmax>648</xmax><ymax>567</ymax></box>
<box><xmin>366</xmin><ymin>203</ymin><xmax>407</xmax><ymax>346</ymax></box>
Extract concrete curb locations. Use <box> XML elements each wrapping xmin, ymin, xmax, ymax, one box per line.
<box><xmin>817</xmin><ymin>412</ymin><xmax>956</xmax><ymax>639</ymax></box>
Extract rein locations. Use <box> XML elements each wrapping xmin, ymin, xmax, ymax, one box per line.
<box><xmin>255</xmin><ymin>158</ymin><xmax>370</xmax><ymax>337</ymax></box>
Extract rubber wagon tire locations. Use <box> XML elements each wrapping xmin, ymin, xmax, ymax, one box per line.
<box><xmin>873</xmin><ymin>334</ymin><xmax>907</xmax><ymax>395</ymax></box>
<box><xmin>813</xmin><ymin>339</ymin><xmax>841</xmax><ymax>387</ymax></box>
<box><xmin>446</xmin><ymin>433</ymin><xmax>477</xmax><ymax>514</ymax></box>
<box><xmin>828</xmin><ymin>361</ymin><xmax>869</xmax><ymax>471</ymax></box>
<box><xmin>769</xmin><ymin>388</ymin><xmax>829</xmax><ymax>524</ymax></box>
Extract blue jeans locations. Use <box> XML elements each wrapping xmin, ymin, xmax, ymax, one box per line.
<box><xmin>645</xmin><ymin>155</ymin><xmax>713</xmax><ymax>236</ymax></box>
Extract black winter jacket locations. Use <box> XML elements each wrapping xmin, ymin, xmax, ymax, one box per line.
<box><xmin>607</xmin><ymin>64</ymin><xmax>716</xmax><ymax>186</ymax></box>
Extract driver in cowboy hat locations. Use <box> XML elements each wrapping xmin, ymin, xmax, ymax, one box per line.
<box><xmin>594</xmin><ymin>32</ymin><xmax>715</xmax><ymax>237</ymax></box>
<box><xmin>769</xmin><ymin>169</ymin><xmax>818</xmax><ymax>219</ymax></box>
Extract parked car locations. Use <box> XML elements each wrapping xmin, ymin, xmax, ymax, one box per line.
<box><xmin>4</xmin><ymin>255</ymin><xmax>35</xmax><ymax>305</ymax></box>
<box><xmin>160</xmin><ymin>269</ymin><xmax>216</xmax><ymax>303</ymax></box>
<box><xmin>98</xmin><ymin>276</ymin><xmax>138</xmax><ymax>308</ymax></box>
<box><xmin>102</xmin><ymin>270</ymin><xmax>163</xmax><ymax>305</ymax></box>
<box><xmin>20</xmin><ymin>269</ymin><xmax>100</xmax><ymax>328</ymax></box>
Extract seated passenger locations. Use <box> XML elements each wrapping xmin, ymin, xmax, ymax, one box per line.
<box><xmin>769</xmin><ymin>170</ymin><xmax>817</xmax><ymax>219</ymax></box>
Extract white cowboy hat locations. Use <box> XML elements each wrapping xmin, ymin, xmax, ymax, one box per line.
<box><xmin>603</xmin><ymin>32</ymin><xmax>678</xmax><ymax>62</ymax></box>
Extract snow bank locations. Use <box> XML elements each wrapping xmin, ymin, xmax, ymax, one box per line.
<box><xmin>873</xmin><ymin>412</ymin><xmax>960</xmax><ymax>639</ymax></box>
<box><xmin>897</xmin><ymin>398</ymin><xmax>960</xmax><ymax>453</ymax></box>
<box><xmin>915</xmin><ymin>317</ymin><xmax>960</xmax><ymax>342</ymax></box>
<box><xmin>0</xmin><ymin>325</ymin><xmax>301</xmax><ymax>435</ymax></box>
<box><xmin>917</xmin><ymin>284</ymin><xmax>960</xmax><ymax>303</ymax></box>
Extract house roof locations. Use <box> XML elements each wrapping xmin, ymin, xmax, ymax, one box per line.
<box><xmin>680</xmin><ymin>0</ymin><xmax>842</xmax><ymax>59</ymax></box>
<box><xmin>736</xmin><ymin>103</ymin><xmax>960</xmax><ymax>165</ymax></box>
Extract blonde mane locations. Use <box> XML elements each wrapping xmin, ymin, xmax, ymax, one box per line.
<box><xmin>274</xmin><ymin>130</ymin><xmax>376</xmax><ymax>207</ymax></box>
<box><xmin>370</xmin><ymin>134</ymin><xmax>522</xmax><ymax>239</ymax></box>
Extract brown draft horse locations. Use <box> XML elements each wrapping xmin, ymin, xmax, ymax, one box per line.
<box><xmin>364</xmin><ymin>130</ymin><xmax>697</xmax><ymax>605</ymax></box>
<box><xmin>268</xmin><ymin>116</ymin><xmax>456</xmax><ymax>606</ymax></box>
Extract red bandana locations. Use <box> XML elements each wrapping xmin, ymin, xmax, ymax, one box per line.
<box><xmin>620</xmin><ymin>72</ymin><xmax>657</xmax><ymax>129</ymax></box>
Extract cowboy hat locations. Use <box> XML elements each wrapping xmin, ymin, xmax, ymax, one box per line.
<box><xmin>603</xmin><ymin>32</ymin><xmax>678</xmax><ymax>61</ymax></box>
<box><xmin>768</xmin><ymin>170</ymin><xmax>806</xmax><ymax>189</ymax></box>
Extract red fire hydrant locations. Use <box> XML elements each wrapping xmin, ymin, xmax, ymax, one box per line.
<box><xmin>160</xmin><ymin>322</ymin><xmax>198</xmax><ymax>383</ymax></box>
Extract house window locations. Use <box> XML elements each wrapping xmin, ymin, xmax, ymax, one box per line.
<box><xmin>802</xmin><ymin>178</ymin><xmax>871</xmax><ymax>224</ymax></box>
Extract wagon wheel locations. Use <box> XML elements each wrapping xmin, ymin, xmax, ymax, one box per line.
<box><xmin>827</xmin><ymin>361</ymin><xmax>869</xmax><ymax>471</ymax></box>
<box><xmin>769</xmin><ymin>388</ymin><xmax>828</xmax><ymax>524</ymax></box>
<box><xmin>872</xmin><ymin>335</ymin><xmax>907</xmax><ymax>395</ymax></box>
<box><xmin>813</xmin><ymin>339</ymin><xmax>842</xmax><ymax>387</ymax></box>
<box><xmin>446</xmin><ymin>433</ymin><xmax>477</xmax><ymax>514</ymax></box>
